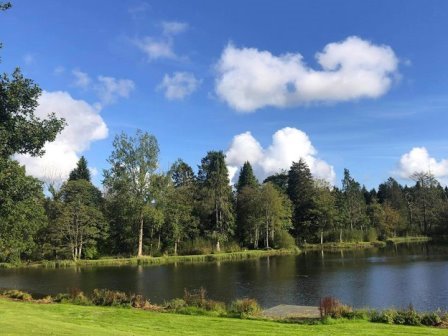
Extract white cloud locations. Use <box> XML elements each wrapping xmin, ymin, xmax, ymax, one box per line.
<box><xmin>225</xmin><ymin>127</ymin><xmax>335</xmax><ymax>185</ymax></box>
<box><xmin>72</xmin><ymin>69</ymin><xmax>91</xmax><ymax>89</ymax></box>
<box><xmin>396</xmin><ymin>147</ymin><xmax>448</xmax><ymax>180</ymax></box>
<box><xmin>162</xmin><ymin>21</ymin><xmax>188</xmax><ymax>36</ymax></box>
<box><xmin>158</xmin><ymin>72</ymin><xmax>200</xmax><ymax>100</ymax></box>
<box><xmin>15</xmin><ymin>91</ymin><xmax>108</xmax><ymax>183</ymax></box>
<box><xmin>135</xmin><ymin>20</ymin><xmax>188</xmax><ymax>61</ymax></box>
<box><xmin>135</xmin><ymin>37</ymin><xmax>176</xmax><ymax>60</ymax></box>
<box><xmin>54</xmin><ymin>66</ymin><xmax>65</xmax><ymax>75</ymax></box>
<box><xmin>95</xmin><ymin>76</ymin><xmax>135</xmax><ymax>106</ymax></box>
<box><xmin>215</xmin><ymin>36</ymin><xmax>399</xmax><ymax>112</ymax></box>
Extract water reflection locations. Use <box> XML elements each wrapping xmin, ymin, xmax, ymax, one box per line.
<box><xmin>0</xmin><ymin>243</ymin><xmax>447</xmax><ymax>310</ymax></box>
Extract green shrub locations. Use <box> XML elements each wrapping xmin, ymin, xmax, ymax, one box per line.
<box><xmin>421</xmin><ymin>312</ymin><xmax>442</xmax><ymax>326</ymax></box>
<box><xmin>183</xmin><ymin>287</ymin><xmax>207</xmax><ymax>307</ymax></box>
<box><xmin>274</xmin><ymin>230</ymin><xmax>296</xmax><ymax>249</ymax></box>
<box><xmin>164</xmin><ymin>298</ymin><xmax>187</xmax><ymax>311</ymax></box>
<box><xmin>222</xmin><ymin>240</ymin><xmax>242</xmax><ymax>253</ymax></box>
<box><xmin>365</xmin><ymin>228</ymin><xmax>378</xmax><ymax>242</ymax></box>
<box><xmin>91</xmin><ymin>289</ymin><xmax>130</xmax><ymax>306</ymax></box>
<box><xmin>179</xmin><ymin>238</ymin><xmax>213</xmax><ymax>255</ymax></box>
<box><xmin>371</xmin><ymin>309</ymin><xmax>397</xmax><ymax>324</ymax></box>
<box><xmin>3</xmin><ymin>289</ymin><xmax>32</xmax><ymax>301</ymax></box>
<box><xmin>229</xmin><ymin>298</ymin><xmax>261</xmax><ymax>317</ymax></box>
<box><xmin>393</xmin><ymin>307</ymin><xmax>421</xmax><ymax>326</ymax></box>
<box><xmin>53</xmin><ymin>293</ymin><xmax>71</xmax><ymax>303</ymax></box>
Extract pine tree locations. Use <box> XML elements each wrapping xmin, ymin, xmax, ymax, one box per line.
<box><xmin>69</xmin><ymin>156</ymin><xmax>91</xmax><ymax>182</ymax></box>
<box><xmin>236</xmin><ymin>161</ymin><xmax>258</xmax><ymax>193</ymax></box>
<box><xmin>287</xmin><ymin>159</ymin><xmax>315</xmax><ymax>242</ymax></box>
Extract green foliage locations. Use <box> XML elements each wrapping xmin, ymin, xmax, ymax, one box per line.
<box><xmin>421</xmin><ymin>312</ymin><xmax>442</xmax><ymax>326</ymax></box>
<box><xmin>68</xmin><ymin>156</ymin><xmax>91</xmax><ymax>182</ymax></box>
<box><xmin>274</xmin><ymin>230</ymin><xmax>296</xmax><ymax>249</ymax></box>
<box><xmin>236</xmin><ymin>161</ymin><xmax>258</xmax><ymax>193</ymax></box>
<box><xmin>0</xmin><ymin>158</ymin><xmax>47</xmax><ymax>262</ymax></box>
<box><xmin>164</xmin><ymin>298</ymin><xmax>187</xmax><ymax>311</ymax></box>
<box><xmin>2</xmin><ymin>289</ymin><xmax>32</xmax><ymax>301</ymax></box>
<box><xmin>229</xmin><ymin>298</ymin><xmax>261</xmax><ymax>317</ymax></box>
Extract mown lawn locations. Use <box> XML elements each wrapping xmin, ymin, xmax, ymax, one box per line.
<box><xmin>0</xmin><ymin>299</ymin><xmax>446</xmax><ymax>335</ymax></box>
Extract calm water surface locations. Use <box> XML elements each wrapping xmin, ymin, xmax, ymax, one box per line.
<box><xmin>1</xmin><ymin>243</ymin><xmax>447</xmax><ymax>310</ymax></box>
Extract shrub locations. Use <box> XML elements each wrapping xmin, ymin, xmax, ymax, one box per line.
<box><xmin>130</xmin><ymin>294</ymin><xmax>150</xmax><ymax>309</ymax></box>
<box><xmin>68</xmin><ymin>288</ymin><xmax>91</xmax><ymax>305</ymax></box>
<box><xmin>39</xmin><ymin>295</ymin><xmax>53</xmax><ymax>304</ymax></box>
<box><xmin>223</xmin><ymin>240</ymin><xmax>242</xmax><ymax>253</ymax></box>
<box><xmin>274</xmin><ymin>230</ymin><xmax>296</xmax><ymax>249</ymax></box>
<box><xmin>421</xmin><ymin>312</ymin><xmax>442</xmax><ymax>326</ymax></box>
<box><xmin>393</xmin><ymin>306</ymin><xmax>421</xmax><ymax>326</ymax></box>
<box><xmin>183</xmin><ymin>287</ymin><xmax>207</xmax><ymax>307</ymax></box>
<box><xmin>91</xmin><ymin>289</ymin><xmax>130</xmax><ymax>306</ymax></box>
<box><xmin>164</xmin><ymin>298</ymin><xmax>187</xmax><ymax>311</ymax></box>
<box><xmin>3</xmin><ymin>289</ymin><xmax>32</xmax><ymax>301</ymax></box>
<box><xmin>319</xmin><ymin>297</ymin><xmax>341</xmax><ymax>318</ymax></box>
<box><xmin>179</xmin><ymin>238</ymin><xmax>213</xmax><ymax>255</ymax></box>
<box><xmin>203</xmin><ymin>299</ymin><xmax>226</xmax><ymax>313</ymax></box>
<box><xmin>53</xmin><ymin>293</ymin><xmax>71</xmax><ymax>303</ymax></box>
<box><xmin>371</xmin><ymin>309</ymin><xmax>397</xmax><ymax>324</ymax></box>
<box><xmin>365</xmin><ymin>228</ymin><xmax>378</xmax><ymax>242</ymax></box>
<box><xmin>229</xmin><ymin>298</ymin><xmax>261</xmax><ymax>317</ymax></box>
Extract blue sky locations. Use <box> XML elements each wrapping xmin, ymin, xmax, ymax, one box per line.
<box><xmin>1</xmin><ymin>0</ymin><xmax>448</xmax><ymax>188</ymax></box>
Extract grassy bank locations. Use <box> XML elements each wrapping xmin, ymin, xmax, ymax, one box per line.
<box><xmin>0</xmin><ymin>299</ymin><xmax>445</xmax><ymax>336</ymax></box>
<box><xmin>301</xmin><ymin>236</ymin><xmax>432</xmax><ymax>251</ymax></box>
<box><xmin>0</xmin><ymin>248</ymin><xmax>299</xmax><ymax>269</ymax></box>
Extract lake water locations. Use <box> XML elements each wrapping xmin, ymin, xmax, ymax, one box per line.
<box><xmin>1</xmin><ymin>243</ymin><xmax>447</xmax><ymax>310</ymax></box>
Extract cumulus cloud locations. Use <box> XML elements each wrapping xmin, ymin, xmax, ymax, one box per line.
<box><xmin>95</xmin><ymin>76</ymin><xmax>135</xmax><ymax>106</ymax></box>
<box><xmin>72</xmin><ymin>69</ymin><xmax>91</xmax><ymax>88</ymax></box>
<box><xmin>15</xmin><ymin>91</ymin><xmax>108</xmax><ymax>183</ymax></box>
<box><xmin>158</xmin><ymin>72</ymin><xmax>200</xmax><ymax>100</ymax></box>
<box><xmin>396</xmin><ymin>147</ymin><xmax>448</xmax><ymax>180</ymax></box>
<box><xmin>135</xmin><ymin>20</ymin><xmax>188</xmax><ymax>61</ymax></box>
<box><xmin>215</xmin><ymin>36</ymin><xmax>399</xmax><ymax>112</ymax></box>
<box><xmin>225</xmin><ymin>127</ymin><xmax>335</xmax><ymax>185</ymax></box>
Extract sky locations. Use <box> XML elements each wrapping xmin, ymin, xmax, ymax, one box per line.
<box><xmin>1</xmin><ymin>0</ymin><xmax>448</xmax><ymax>189</ymax></box>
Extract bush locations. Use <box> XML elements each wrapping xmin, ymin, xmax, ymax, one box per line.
<box><xmin>130</xmin><ymin>294</ymin><xmax>150</xmax><ymax>309</ymax></box>
<box><xmin>371</xmin><ymin>309</ymin><xmax>397</xmax><ymax>324</ymax></box>
<box><xmin>393</xmin><ymin>306</ymin><xmax>421</xmax><ymax>326</ymax></box>
<box><xmin>229</xmin><ymin>298</ymin><xmax>261</xmax><ymax>317</ymax></box>
<box><xmin>3</xmin><ymin>289</ymin><xmax>32</xmax><ymax>301</ymax></box>
<box><xmin>365</xmin><ymin>228</ymin><xmax>378</xmax><ymax>242</ymax></box>
<box><xmin>183</xmin><ymin>287</ymin><xmax>207</xmax><ymax>307</ymax></box>
<box><xmin>179</xmin><ymin>238</ymin><xmax>213</xmax><ymax>255</ymax></box>
<box><xmin>164</xmin><ymin>298</ymin><xmax>187</xmax><ymax>311</ymax></box>
<box><xmin>203</xmin><ymin>299</ymin><xmax>226</xmax><ymax>313</ymax></box>
<box><xmin>319</xmin><ymin>297</ymin><xmax>348</xmax><ymax>318</ymax></box>
<box><xmin>53</xmin><ymin>293</ymin><xmax>71</xmax><ymax>303</ymax></box>
<box><xmin>421</xmin><ymin>312</ymin><xmax>442</xmax><ymax>326</ymax></box>
<box><xmin>91</xmin><ymin>289</ymin><xmax>130</xmax><ymax>306</ymax></box>
<box><xmin>274</xmin><ymin>230</ymin><xmax>296</xmax><ymax>249</ymax></box>
<box><xmin>222</xmin><ymin>240</ymin><xmax>242</xmax><ymax>253</ymax></box>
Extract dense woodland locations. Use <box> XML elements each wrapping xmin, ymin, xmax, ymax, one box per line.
<box><xmin>1</xmin><ymin>3</ymin><xmax>448</xmax><ymax>263</ymax></box>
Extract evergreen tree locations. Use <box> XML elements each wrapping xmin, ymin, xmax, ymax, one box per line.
<box><xmin>236</xmin><ymin>161</ymin><xmax>258</xmax><ymax>193</ymax></box>
<box><xmin>287</xmin><ymin>159</ymin><xmax>315</xmax><ymax>242</ymax></box>
<box><xmin>169</xmin><ymin>159</ymin><xmax>195</xmax><ymax>187</ymax></box>
<box><xmin>69</xmin><ymin>156</ymin><xmax>91</xmax><ymax>182</ymax></box>
<box><xmin>263</xmin><ymin>170</ymin><xmax>288</xmax><ymax>194</ymax></box>
<box><xmin>341</xmin><ymin>169</ymin><xmax>368</xmax><ymax>231</ymax></box>
<box><xmin>197</xmin><ymin>151</ymin><xmax>235</xmax><ymax>252</ymax></box>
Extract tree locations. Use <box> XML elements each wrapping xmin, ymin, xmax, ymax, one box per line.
<box><xmin>236</xmin><ymin>186</ymin><xmax>261</xmax><ymax>248</ymax></box>
<box><xmin>169</xmin><ymin>159</ymin><xmax>195</xmax><ymax>187</ymax></box>
<box><xmin>69</xmin><ymin>156</ymin><xmax>91</xmax><ymax>182</ymax></box>
<box><xmin>341</xmin><ymin>169</ymin><xmax>368</xmax><ymax>231</ymax></box>
<box><xmin>236</xmin><ymin>161</ymin><xmax>258</xmax><ymax>193</ymax></box>
<box><xmin>311</xmin><ymin>180</ymin><xmax>337</xmax><ymax>245</ymax></box>
<box><xmin>197</xmin><ymin>151</ymin><xmax>235</xmax><ymax>252</ymax></box>
<box><xmin>287</xmin><ymin>159</ymin><xmax>315</xmax><ymax>242</ymax></box>
<box><xmin>52</xmin><ymin>179</ymin><xmax>107</xmax><ymax>260</ymax></box>
<box><xmin>263</xmin><ymin>170</ymin><xmax>288</xmax><ymax>194</ymax></box>
<box><xmin>103</xmin><ymin>130</ymin><xmax>159</xmax><ymax>257</ymax></box>
<box><xmin>259</xmin><ymin>182</ymin><xmax>292</xmax><ymax>248</ymax></box>
<box><xmin>0</xmin><ymin>159</ymin><xmax>47</xmax><ymax>262</ymax></box>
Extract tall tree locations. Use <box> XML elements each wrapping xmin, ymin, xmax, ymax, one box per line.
<box><xmin>236</xmin><ymin>161</ymin><xmax>258</xmax><ymax>193</ymax></box>
<box><xmin>263</xmin><ymin>170</ymin><xmax>288</xmax><ymax>194</ymax></box>
<box><xmin>52</xmin><ymin>179</ymin><xmax>107</xmax><ymax>260</ymax></box>
<box><xmin>287</xmin><ymin>159</ymin><xmax>315</xmax><ymax>242</ymax></box>
<box><xmin>69</xmin><ymin>156</ymin><xmax>91</xmax><ymax>182</ymax></box>
<box><xmin>341</xmin><ymin>169</ymin><xmax>368</xmax><ymax>231</ymax></box>
<box><xmin>0</xmin><ymin>159</ymin><xmax>46</xmax><ymax>262</ymax></box>
<box><xmin>197</xmin><ymin>151</ymin><xmax>235</xmax><ymax>252</ymax></box>
<box><xmin>236</xmin><ymin>186</ymin><xmax>261</xmax><ymax>248</ymax></box>
<box><xmin>311</xmin><ymin>180</ymin><xmax>337</xmax><ymax>245</ymax></box>
<box><xmin>103</xmin><ymin>130</ymin><xmax>159</xmax><ymax>257</ymax></box>
<box><xmin>169</xmin><ymin>159</ymin><xmax>195</xmax><ymax>187</ymax></box>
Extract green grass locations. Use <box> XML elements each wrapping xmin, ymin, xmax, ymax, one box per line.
<box><xmin>0</xmin><ymin>249</ymin><xmax>299</xmax><ymax>269</ymax></box>
<box><xmin>302</xmin><ymin>241</ymin><xmax>386</xmax><ymax>251</ymax></box>
<box><xmin>0</xmin><ymin>299</ymin><xmax>446</xmax><ymax>336</ymax></box>
<box><xmin>386</xmin><ymin>236</ymin><xmax>431</xmax><ymax>244</ymax></box>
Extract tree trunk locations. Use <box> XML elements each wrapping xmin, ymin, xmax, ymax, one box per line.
<box><xmin>320</xmin><ymin>230</ymin><xmax>324</xmax><ymax>245</ymax></box>
<box><xmin>265</xmin><ymin>221</ymin><xmax>270</xmax><ymax>249</ymax></box>
<box><xmin>174</xmin><ymin>240</ymin><xmax>178</xmax><ymax>255</ymax></box>
<box><xmin>216</xmin><ymin>240</ymin><xmax>220</xmax><ymax>252</ymax></box>
<box><xmin>339</xmin><ymin>228</ymin><xmax>343</xmax><ymax>243</ymax></box>
<box><xmin>138</xmin><ymin>213</ymin><xmax>144</xmax><ymax>257</ymax></box>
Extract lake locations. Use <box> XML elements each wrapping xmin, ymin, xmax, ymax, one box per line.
<box><xmin>1</xmin><ymin>243</ymin><xmax>447</xmax><ymax>310</ymax></box>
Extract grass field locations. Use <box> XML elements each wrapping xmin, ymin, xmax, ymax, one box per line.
<box><xmin>0</xmin><ymin>299</ymin><xmax>446</xmax><ymax>336</ymax></box>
